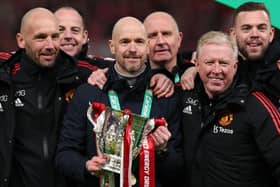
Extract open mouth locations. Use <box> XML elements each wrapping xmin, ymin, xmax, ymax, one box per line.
<box><xmin>247</xmin><ymin>41</ymin><xmax>262</xmax><ymax>49</ymax></box>
<box><xmin>210</xmin><ymin>77</ymin><xmax>222</xmax><ymax>81</ymax></box>
<box><xmin>42</xmin><ymin>52</ymin><xmax>55</xmax><ymax>57</ymax></box>
<box><xmin>209</xmin><ymin>77</ymin><xmax>224</xmax><ymax>84</ymax></box>
<box><xmin>61</xmin><ymin>43</ymin><xmax>76</xmax><ymax>49</ymax></box>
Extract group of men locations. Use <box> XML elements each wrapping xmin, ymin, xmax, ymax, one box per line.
<box><xmin>0</xmin><ymin>2</ymin><xmax>280</xmax><ymax>187</ymax></box>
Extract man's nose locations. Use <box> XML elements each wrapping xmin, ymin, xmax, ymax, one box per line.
<box><xmin>45</xmin><ymin>37</ymin><xmax>56</xmax><ymax>49</ymax></box>
<box><xmin>63</xmin><ymin>29</ymin><xmax>72</xmax><ymax>39</ymax></box>
<box><xmin>128</xmin><ymin>42</ymin><xmax>137</xmax><ymax>52</ymax></box>
<box><xmin>249</xmin><ymin>27</ymin><xmax>260</xmax><ymax>37</ymax></box>
<box><xmin>213</xmin><ymin>63</ymin><xmax>222</xmax><ymax>73</ymax></box>
<box><xmin>156</xmin><ymin>33</ymin><xmax>166</xmax><ymax>44</ymax></box>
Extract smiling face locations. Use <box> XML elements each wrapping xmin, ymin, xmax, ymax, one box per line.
<box><xmin>144</xmin><ymin>12</ymin><xmax>182</xmax><ymax>71</ymax></box>
<box><xmin>54</xmin><ymin>8</ymin><xmax>88</xmax><ymax>57</ymax></box>
<box><xmin>230</xmin><ymin>10</ymin><xmax>274</xmax><ymax>61</ymax></box>
<box><xmin>16</xmin><ymin>8</ymin><xmax>60</xmax><ymax>67</ymax></box>
<box><xmin>196</xmin><ymin>43</ymin><xmax>237</xmax><ymax>98</ymax></box>
<box><xmin>109</xmin><ymin>17</ymin><xmax>148</xmax><ymax>76</ymax></box>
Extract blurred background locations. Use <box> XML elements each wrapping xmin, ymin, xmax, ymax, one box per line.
<box><xmin>0</xmin><ymin>0</ymin><xmax>244</xmax><ymax>57</ymax></box>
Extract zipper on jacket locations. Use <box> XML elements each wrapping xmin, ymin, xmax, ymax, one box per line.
<box><xmin>37</xmin><ymin>72</ymin><xmax>49</xmax><ymax>159</ymax></box>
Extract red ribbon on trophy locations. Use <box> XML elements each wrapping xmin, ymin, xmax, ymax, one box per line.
<box><xmin>88</xmin><ymin>102</ymin><xmax>168</xmax><ymax>187</ymax></box>
<box><xmin>139</xmin><ymin>135</ymin><xmax>155</xmax><ymax>187</ymax></box>
<box><xmin>138</xmin><ymin>118</ymin><xmax>166</xmax><ymax>187</ymax></box>
<box><xmin>92</xmin><ymin>102</ymin><xmax>106</xmax><ymax>120</ymax></box>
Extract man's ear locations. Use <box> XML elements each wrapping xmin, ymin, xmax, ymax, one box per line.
<box><xmin>193</xmin><ymin>58</ymin><xmax>197</xmax><ymax>65</ymax></box>
<box><xmin>276</xmin><ymin>60</ymin><xmax>280</xmax><ymax>70</ymax></box>
<box><xmin>233</xmin><ymin>61</ymin><xmax>238</xmax><ymax>75</ymax></box>
<box><xmin>108</xmin><ymin>40</ymin><xmax>115</xmax><ymax>55</ymax></box>
<box><xmin>269</xmin><ymin>27</ymin><xmax>275</xmax><ymax>43</ymax></box>
<box><xmin>16</xmin><ymin>33</ymin><xmax>25</xmax><ymax>48</ymax></box>
<box><xmin>178</xmin><ymin>31</ymin><xmax>183</xmax><ymax>48</ymax></box>
<box><xmin>146</xmin><ymin>40</ymin><xmax>150</xmax><ymax>55</ymax></box>
<box><xmin>191</xmin><ymin>51</ymin><xmax>197</xmax><ymax>64</ymax></box>
<box><xmin>229</xmin><ymin>27</ymin><xmax>236</xmax><ymax>37</ymax></box>
<box><xmin>82</xmin><ymin>30</ymin><xmax>89</xmax><ymax>44</ymax></box>
<box><xmin>194</xmin><ymin>59</ymin><xmax>199</xmax><ymax>67</ymax></box>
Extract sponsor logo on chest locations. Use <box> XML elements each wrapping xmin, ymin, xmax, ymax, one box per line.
<box><xmin>212</xmin><ymin>111</ymin><xmax>234</xmax><ymax>135</ymax></box>
<box><xmin>183</xmin><ymin>105</ymin><xmax>192</xmax><ymax>114</ymax></box>
<box><xmin>185</xmin><ymin>97</ymin><xmax>199</xmax><ymax>106</ymax></box>
<box><xmin>0</xmin><ymin>89</ymin><xmax>27</xmax><ymax>111</ymax></box>
<box><xmin>0</xmin><ymin>94</ymin><xmax>8</xmax><ymax>112</ymax></box>
<box><xmin>15</xmin><ymin>98</ymin><xmax>24</xmax><ymax>107</ymax></box>
<box><xmin>14</xmin><ymin>89</ymin><xmax>26</xmax><ymax>108</ymax></box>
<box><xmin>183</xmin><ymin>97</ymin><xmax>199</xmax><ymax>115</ymax></box>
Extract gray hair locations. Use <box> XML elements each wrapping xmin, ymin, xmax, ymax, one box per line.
<box><xmin>196</xmin><ymin>31</ymin><xmax>238</xmax><ymax>61</ymax></box>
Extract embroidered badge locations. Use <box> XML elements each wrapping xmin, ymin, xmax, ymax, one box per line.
<box><xmin>65</xmin><ymin>89</ymin><xmax>74</xmax><ymax>103</ymax></box>
<box><xmin>218</xmin><ymin>111</ymin><xmax>233</xmax><ymax>126</ymax></box>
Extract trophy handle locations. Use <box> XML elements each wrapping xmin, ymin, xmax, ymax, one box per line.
<box><xmin>87</xmin><ymin>102</ymin><xmax>107</xmax><ymax>133</ymax></box>
<box><xmin>87</xmin><ymin>104</ymin><xmax>96</xmax><ymax>126</ymax></box>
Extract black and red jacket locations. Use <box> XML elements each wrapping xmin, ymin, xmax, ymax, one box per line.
<box><xmin>0</xmin><ymin>49</ymin><xmax>110</xmax><ymax>187</ymax></box>
<box><xmin>181</xmin><ymin>73</ymin><xmax>280</xmax><ymax>187</ymax></box>
<box><xmin>237</xmin><ymin>39</ymin><xmax>280</xmax><ymax>111</ymax></box>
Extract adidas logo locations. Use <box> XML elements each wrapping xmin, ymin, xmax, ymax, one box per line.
<box><xmin>0</xmin><ymin>102</ymin><xmax>3</xmax><ymax>112</ymax></box>
<box><xmin>15</xmin><ymin>98</ymin><xmax>24</xmax><ymax>107</ymax></box>
<box><xmin>183</xmin><ymin>105</ymin><xmax>192</xmax><ymax>115</ymax></box>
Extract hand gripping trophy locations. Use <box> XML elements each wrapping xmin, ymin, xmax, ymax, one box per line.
<box><xmin>87</xmin><ymin>102</ymin><xmax>167</xmax><ymax>187</ymax></box>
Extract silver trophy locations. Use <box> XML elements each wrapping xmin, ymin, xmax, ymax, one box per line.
<box><xmin>87</xmin><ymin>103</ymin><xmax>155</xmax><ymax>174</ymax></box>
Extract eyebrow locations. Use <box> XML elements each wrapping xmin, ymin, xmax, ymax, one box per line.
<box><xmin>33</xmin><ymin>33</ymin><xmax>48</xmax><ymax>39</ymax></box>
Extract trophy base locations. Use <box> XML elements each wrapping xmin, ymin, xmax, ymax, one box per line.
<box><xmin>101</xmin><ymin>154</ymin><xmax>121</xmax><ymax>174</ymax></box>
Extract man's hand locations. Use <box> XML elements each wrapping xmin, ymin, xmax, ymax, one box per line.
<box><xmin>180</xmin><ymin>66</ymin><xmax>197</xmax><ymax>90</ymax></box>
<box><xmin>150</xmin><ymin>74</ymin><xmax>174</xmax><ymax>98</ymax></box>
<box><xmin>87</xmin><ymin>68</ymin><xmax>109</xmax><ymax>89</ymax></box>
<box><xmin>85</xmin><ymin>155</ymin><xmax>108</xmax><ymax>176</ymax></box>
<box><xmin>277</xmin><ymin>60</ymin><xmax>280</xmax><ymax>70</ymax></box>
<box><xmin>151</xmin><ymin>126</ymin><xmax>171</xmax><ymax>151</ymax></box>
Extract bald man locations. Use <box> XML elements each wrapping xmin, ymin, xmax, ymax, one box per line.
<box><xmin>55</xmin><ymin>16</ymin><xmax>183</xmax><ymax>187</ymax></box>
<box><xmin>144</xmin><ymin>12</ymin><xmax>182</xmax><ymax>72</ymax></box>
<box><xmin>17</xmin><ymin>7</ymin><xmax>60</xmax><ymax>67</ymax></box>
<box><xmin>0</xmin><ymin>7</ymin><xmax>96</xmax><ymax>187</ymax></box>
<box><xmin>54</xmin><ymin>7</ymin><xmax>175</xmax><ymax>101</ymax></box>
<box><xmin>143</xmin><ymin>11</ymin><xmax>194</xmax><ymax>85</ymax></box>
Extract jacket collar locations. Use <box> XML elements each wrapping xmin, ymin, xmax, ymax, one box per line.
<box><xmin>103</xmin><ymin>65</ymin><xmax>151</xmax><ymax>94</ymax></box>
<box><xmin>263</xmin><ymin>39</ymin><xmax>280</xmax><ymax>66</ymax></box>
<box><xmin>76</xmin><ymin>43</ymin><xmax>89</xmax><ymax>60</ymax></box>
<box><xmin>5</xmin><ymin>49</ymin><xmax>79</xmax><ymax>84</ymax></box>
<box><xmin>195</xmin><ymin>73</ymin><xmax>249</xmax><ymax>111</ymax></box>
<box><xmin>0</xmin><ymin>67</ymin><xmax>11</xmax><ymax>85</ymax></box>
